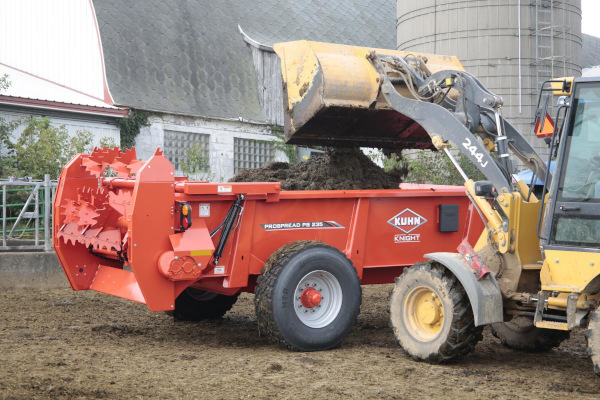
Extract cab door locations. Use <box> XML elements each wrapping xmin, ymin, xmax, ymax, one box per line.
<box><xmin>549</xmin><ymin>80</ymin><xmax>600</xmax><ymax>249</ymax></box>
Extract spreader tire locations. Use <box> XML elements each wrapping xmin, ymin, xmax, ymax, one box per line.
<box><xmin>585</xmin><ymin>308</ymin><xmax>600</xmax><ymax>376</ymax></box>
<box><xmin>390</xmin><ymin>262</ymin><xmax>483</xmax><ymax>363</ymax></box>
<box><xmin>172</xmin><ymin>288</ymin><xmax>239</xmax><ymax>321</ymax></box>
<box><xmin>255</xmin><ymin>241</ymin><xmax>361</xmax><ymax>351</ymax></box>
<box><xmin>492</xmin><ymin>317</ymin><xmax>569</xmax><ymax>352</ymax></box>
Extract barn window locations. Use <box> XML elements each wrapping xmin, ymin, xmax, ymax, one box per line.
<box><xmin>233</xmin><ymin>137</ymin><xmax>274</xmax><ymax>173</ymax></box>
<box><xmin>163</xmin><ymin>130</ymin><xmax>210</xmax><ymax>171</ymax></box>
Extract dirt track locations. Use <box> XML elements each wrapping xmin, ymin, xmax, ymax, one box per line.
<box><xmin>1</xmin><ymin>285</ymin><xmax>599</xmax><ymax>400</ymax></box>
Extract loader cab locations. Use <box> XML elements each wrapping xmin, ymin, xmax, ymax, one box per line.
<box><xmin>541</xmin><ymin>78</ymin><xmax>600</xmax><ymax>251</ymax></box>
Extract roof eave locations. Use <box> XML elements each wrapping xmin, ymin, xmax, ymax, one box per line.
<box><xmin>115</xmin><ymin>103</ymin><xmax>269</xmax><ymax>126</ymax></box>
<box><xmin>0</xmin><ymin>95</ymin><xmax>129</xmax><ymax>118</ymax></box>
<box><xmin>238</xmin><ymin>25</ymin><xmax>275</xmax><ymax>53</ymax></box>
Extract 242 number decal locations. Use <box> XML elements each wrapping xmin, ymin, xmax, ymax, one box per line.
<box><xmin>462</xmin><ymin>138</ymin><xmax>488</xmax><ymax>168</ymax></box>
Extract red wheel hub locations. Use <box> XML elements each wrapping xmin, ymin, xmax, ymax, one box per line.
<box><xmin>300</xmin><ymin>287</ymin><xmax>322</xmax><ymax>308</ymax></box>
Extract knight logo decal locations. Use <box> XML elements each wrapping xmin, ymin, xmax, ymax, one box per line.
<box><xmin>387</xmin><ymin>208</ymin><xmax>427</xmax><ymax>243</ymax></box>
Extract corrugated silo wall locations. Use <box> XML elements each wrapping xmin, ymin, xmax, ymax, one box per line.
<box><xmin>397</xmin><ymin>0</ymin><xmax>582</xmax><ymax>165</ymax></box>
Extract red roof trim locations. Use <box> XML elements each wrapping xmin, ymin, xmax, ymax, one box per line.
<box><xmin>0</xmin><ymin>95</ymin><xmax>129</xmax><ymax>118</ymax></box>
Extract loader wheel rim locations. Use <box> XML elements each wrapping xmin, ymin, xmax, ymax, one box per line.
<box><xmin>294</xmin><ymin>270</ymin><xmax>342</xmax><ymax>328</ymax></box>
<box><xmin>404</xmin><ymin>286</ymin><xmax>444</xmax><ymax>341</ymax></box>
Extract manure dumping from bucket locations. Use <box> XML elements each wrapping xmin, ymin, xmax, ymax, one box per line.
<box><xmin>273</xmin><ymin>40</ymin><xmax>465</xmax><ymax>151</ymax></box>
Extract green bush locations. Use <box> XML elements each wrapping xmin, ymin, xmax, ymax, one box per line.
<box><xmin>98</xmin><ymin>136</ymin><xmax>118</xmax><ymax>149</ymax></box>
<box><xmin>372</xmin><ymin>147</ymin><xmax>487</xmax><ymax>186</ymax></box>
<box><xmin>1</xmin><ymin>117</ymin><xmax>95</xmax><ymax>179</ymax></box>
<box><xmin>181</xmin><ymin>143</ymin><xmax>210</xmax><ymax>180</ymax></box>
<box><xmin>270</xmin><ymin>126</ymin><xmax>299</xmax><ymax>165</ymax></box>
<box><xmin>118</xmin><ymin>110</ymin><xmax>149</xmax><ymax>149</ymax></box>
<box><xmin>403</xmin><ymin>148</ymin><xmax>486</xmax><ymax>185</ymax></box>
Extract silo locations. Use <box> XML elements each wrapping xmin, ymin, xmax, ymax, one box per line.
<box><xmin>397</xmin><ymin>0</ymin><xmax>582</xmax><ymax>160</ymax></box>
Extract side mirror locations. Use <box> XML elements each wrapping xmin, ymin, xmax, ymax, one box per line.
<box><xmin>550</xmin><ymin>77</ymin><xmax>573</xmax><ymax>96</ymax></box>
<box><xmin>474</xmin><ymin>181</ymin><xmax>495</xmax><ymax>199</ymax></box>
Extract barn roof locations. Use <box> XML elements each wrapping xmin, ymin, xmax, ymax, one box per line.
<box><xmin>583</xmin><ymin>34</ymin><xmax>600</xmax><ymax>69</ymax></box>
<box><xmin>92</xmin><ymin>0</ymin><xmax>397</xmax><ymax>123</ymax></box>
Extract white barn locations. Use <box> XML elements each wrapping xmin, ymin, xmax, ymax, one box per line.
<box><xmin>0</xmin><ymin>0</ymin><xmax>125</xmax><ymax>148</ymax></box>
<box><xmin>0</xmin><ymin>0</ymin><xmax>401</xmax><ymax>179</ymax></box>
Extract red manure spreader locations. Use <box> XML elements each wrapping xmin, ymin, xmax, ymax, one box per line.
<box><xmin>53</xmin><ymin>147</ymin><xmax>482</xmax><ymax>350</ymax></box>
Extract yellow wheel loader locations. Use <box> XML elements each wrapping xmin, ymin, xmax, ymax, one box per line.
<box><xmin>274</xmin><ymin>40</ymin><xmax>600</xmax><ymax>373</ymax></box>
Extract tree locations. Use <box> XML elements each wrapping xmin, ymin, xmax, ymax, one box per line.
<box><xmin>98</xmin><ymin>136</ymin><xmax>117</xmax><ymax>149</ymax></box>
<box><xmin>372</xmin><ymin>147</ymin><xmax>486</xmax><ymax>186</ymax></box>
<box><xmin>0</xmin><ymin>74</ymin><xmax>117</xmax><ymax>179</ymax></box>
<box><xmin>1</xmin><ymin>117</ymin><xmax>94</xmax><ymax>179</ymax></box>
<box><xmin>180</xmin><ymin>143</ymin><xmax>210</xmax><ymax>180</ymax></box>
<box><xmin>0</xmin><ymin>74</ymin><xmax>19</xmax><ymax>177</ymax></box>
<box><xmin>403</xmin><ymin>148</ymin><xmax>486</xmax><ymax>185</ymax></box>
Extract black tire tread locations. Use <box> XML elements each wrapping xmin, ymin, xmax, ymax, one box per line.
<box><xmin>254</xmin><ymin>240</ymin><xmax>361</xmax><ymax>350</ymax></box>
<box><xmin>585</xmin><ymin>308</ymin><xmax>600</xmax><ymax>376</ymax></box>
<box><xmin>173</xmin><ymin>290</ymin><xmax>239</xmax><ymax>321</ymax></box>
<box><xmin>491</xmin><ymin>317</ymin><xmax>569</xmax><ymax>352</ymax></box>
<box><xmin>389</xmin><ymin>262</ymin><xmax>483</xmax><ymax>363</ymax></box>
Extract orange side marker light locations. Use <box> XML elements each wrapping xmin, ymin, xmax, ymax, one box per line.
<box><xmin>179</xmin><ymin>202</ymin><xmax>192</xmax><ymax>230</ymax></box>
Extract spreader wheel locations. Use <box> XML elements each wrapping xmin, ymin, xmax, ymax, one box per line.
<box><xmin>172</xmin><ymin>288</ymin><xmax>239</xmax><ymax>321</ymax></box>
<box><xmin>491</xmin><ymin>317</ymin><xmax>569</xmax><ymax>352</ymax></box>
<box><xmin>390</xmin><ymin>262</ymin><xmax>483</xmax><ymax>363</ymax></box>
<box><xmin>255</xmin><ymin>241</ymin><xmax>361</xmax><ymax>351</ymax></box>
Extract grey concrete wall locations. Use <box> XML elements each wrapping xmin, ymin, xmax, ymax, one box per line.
<box><xmin>0</xmin><ymin>251</ymin><xmax>69</xmax><ymax>289</ymax></box>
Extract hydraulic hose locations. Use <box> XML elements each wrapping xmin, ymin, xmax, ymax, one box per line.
<box><xmin>212</xmin><ymin>195</ymin><xmax>244</xmax><ymax>265</ymax></box>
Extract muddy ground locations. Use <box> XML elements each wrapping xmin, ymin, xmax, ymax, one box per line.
<box><xmin>230</xmin><ymin>148</ymin><xmax>406</xmax><ymax>190</ymax></box>
<box><xmin>1</xmin><ymin>286</ymin><xmax>599</xmax><ymax>400</ymax></box>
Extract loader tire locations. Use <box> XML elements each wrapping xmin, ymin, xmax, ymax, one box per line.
<box><xmin>585</xmin><ymin>308</ymin><xmax>600</xmax><ymax>376</ymax></box>
<box><xmin>172</xmin><ymin>288</ymin><xmax>239</xmax><ymax>321</ymax></box>
<box><xmin>389</xmin><ymin>262</ymin><xmax>483</xmax><ymax>363</ymax></box>
<box><xmin>254</xmin><ymin>241</ymin><xmax>361</xmax><ymax>351</ymax></box>
<box><xmin>491</xmin><ymin>317</ymin><xmax>569</xmax><ymax>352</ymax></box>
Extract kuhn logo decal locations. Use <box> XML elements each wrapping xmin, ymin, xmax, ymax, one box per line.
<box><xmin>387</xmin><ymin>209</ymin><xmax>427</xmax><ymax>234</ymax></box>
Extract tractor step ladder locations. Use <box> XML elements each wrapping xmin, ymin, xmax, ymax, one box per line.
<box><xmin>534</xmin><ymin>290</ymin><xmax>578</xmax><ymax>330</ymax></box>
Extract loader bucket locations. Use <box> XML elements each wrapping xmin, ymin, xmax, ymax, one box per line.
<box><xmin>273</xmin><ymin>40</ymin><xmax>465</xmax><ymax>150</ymax></box>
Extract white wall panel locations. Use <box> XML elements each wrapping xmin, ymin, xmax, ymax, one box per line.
<box><xmin>0</xmin><ymin>0</ymin><xmax>108</xmax><ymax>102</ymax></box>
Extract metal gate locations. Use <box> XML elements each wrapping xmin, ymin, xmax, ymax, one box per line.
<box><xmin>1</xmin><ymin>175</ymin><xmax>56</xmax><ymax>251</ymax></box>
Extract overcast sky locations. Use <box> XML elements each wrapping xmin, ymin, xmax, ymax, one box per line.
<box><xmin>582</xmin><ymin>0</ymin><xmax>600</xmax><ymax>37</ymax></box>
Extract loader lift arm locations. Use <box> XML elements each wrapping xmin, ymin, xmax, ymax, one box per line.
<box><xmin>368</xmin><ymin>52</ymin><xmax>550</xmax><ymax>195</ymax></box>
